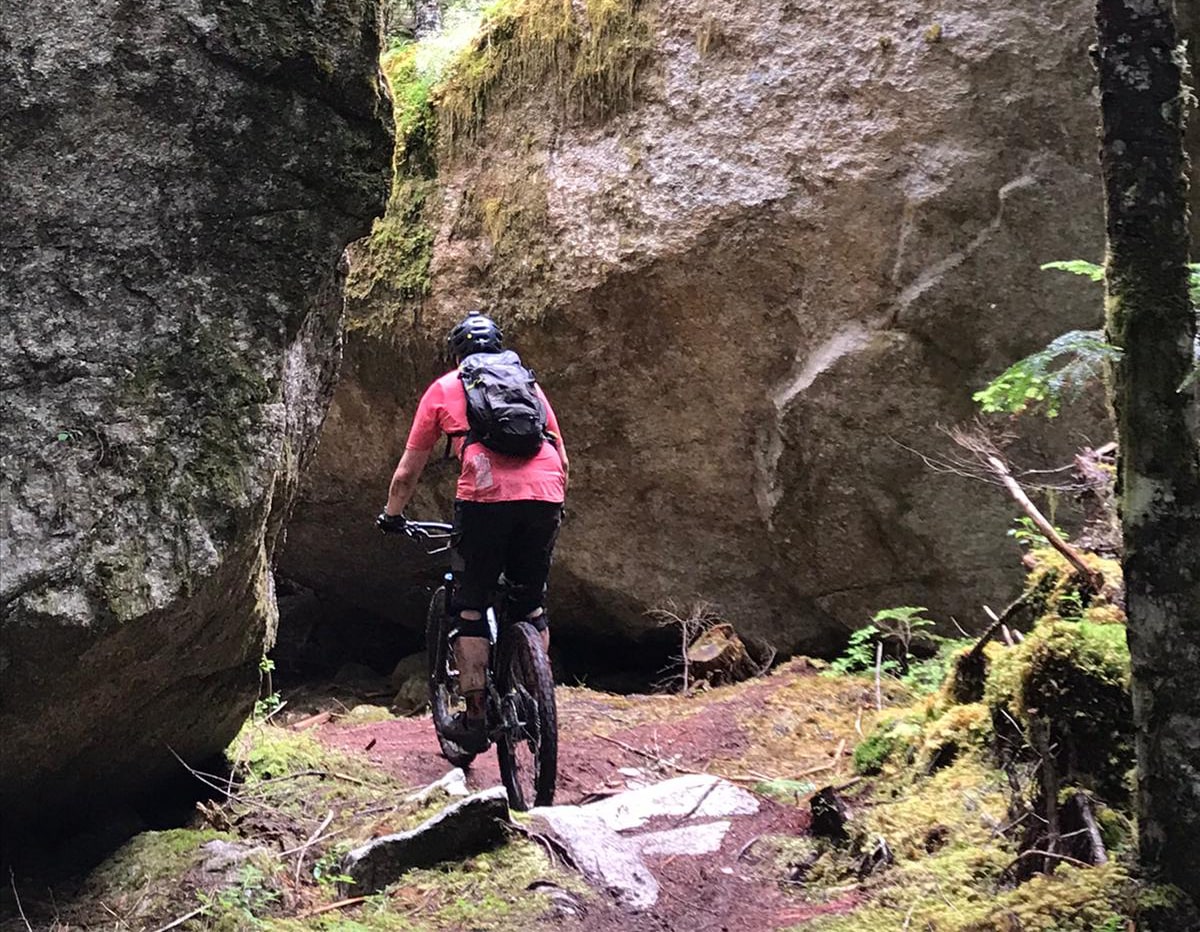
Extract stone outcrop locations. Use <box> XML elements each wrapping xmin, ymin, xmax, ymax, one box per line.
<box><xmin>0</xmin><ymin>0</ymin><xmax>391</xmax><ymax>838</ymax></box>
<box><xmin>284</xmin><ymin>0</ymin><xmax>1110</xmax><ymax>658</ymax></box>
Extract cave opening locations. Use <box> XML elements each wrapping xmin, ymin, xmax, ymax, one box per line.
<box><xmin>271</xmin><ymin>573</ymin><xmax>684</xmax><ymax>699</ymax></box>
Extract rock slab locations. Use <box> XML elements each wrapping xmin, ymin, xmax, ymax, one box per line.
<box><xmin>530</xmin><ymin>774</ymin><xmax>760</xmax><ymax>910</ymax></box>
<box><xmin>342</xmin><ymin>786</ymin><xmax>511</xmax><ymax>894</ymax></box>
<box><xmin>0</xmin><ymin>0</ymin><xmax>391</xmax><ymax>841</ymax></box>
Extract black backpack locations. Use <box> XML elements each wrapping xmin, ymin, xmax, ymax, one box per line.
<box><xmin>457</xmin><ymin>350</ymin><xmax>548</xmax><ymax>458</ymax></box>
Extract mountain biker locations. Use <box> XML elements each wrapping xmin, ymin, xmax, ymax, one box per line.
<box><xmin>376</xmin><ymin>313</ymin><xmax>568</xmax><ymax>752</ymax></box>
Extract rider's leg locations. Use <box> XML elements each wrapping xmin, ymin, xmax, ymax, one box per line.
<box><xmin>450</xmin><ymin>500</ymin><xmax>513</xmax><ymax>737</ymax></box>
<box><xmin>503</xmin><ymin>502</ymin><xmax>563</xmax><ymax>653</ymax></box>
<box><xmin>451</xmin><ymin>619</ymin><xmax>489</xmax><ymax>720</ymax></box>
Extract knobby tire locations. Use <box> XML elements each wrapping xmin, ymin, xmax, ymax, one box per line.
<box><xmin>426</xmin><ymin>586</ymin><xmax>476</xmax><ymax>769</ymax></box>
<box><xmin>496</xmin><ymin>621</ymin><xmax>557</xmax><ymax>810</ymax></box>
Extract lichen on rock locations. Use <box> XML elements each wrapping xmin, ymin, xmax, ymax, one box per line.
<box><xmin>0</xmin><ymin>0</ymin><xmax>392</xmax><ymax>844</ymax></box>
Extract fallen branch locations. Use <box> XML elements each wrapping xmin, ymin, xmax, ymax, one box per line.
<box><xmin>293</xmin><ymin>810</ymin><xmax>335</xmax><ymax>886</ymax></box>
<box><xmin>594</xmin><ymin>734</ymin><xmax>768</xmax><ymax>783</ymax></box>
<box><xmin>873</xmin><ymin>642</ymin><xmax>884</xmax><ymax>712</ymax></box>
<box><xmin>279</xmin><ymin>826</ymin><xmax>347</xmax><ymax>857</ymax></box>
<box><xmin>670</xmin><ymin>780</ymin><xmax>720</xmax><ymax>826</ymax></box>
<box><xmin>9</xmin><ymin>868</ymin><xmax>32</xmax><ymax>932</ymax></box>
<box><xmin>150</xmin><ymin>906</ymin><xmax>205</xmax><ymax>932</ymax></box>
<box><xmin>968</xmin><ymin>593</ymin><xmax>1030</xmax><ymax>661</ymax></box>
<box><xmin>1003</xmin><ymin>848</ymin><xmax>1093</xmax><ymax>875</ymax></box>
<box><xmin>293</xmin><ymin>896</ymin><xmax>369</xmax><ymax>919</ymax></box>
<box><xmin>736</xmin><ymin>834</ymin><xmax>765</xmax><ymax>862</ymax></box>
<box><xmin>984</xmin><ymin>454</ymin><xmax>1104</xmax><ymax>593</ymax></box>
<box><xmin>504</xmin><ymin>821</ymin><xmax>576</xmax><ymax>870</ymax></box>
<box><xmin>1074</xmin><ymin>793</ymin><xmax>1109</xmax><ymax>866</ymax></box>
<box><xmin>291</xmin><ymin>711</ymin><xmax>334</xmax><ymax>731</ymax></box>
<box><xmin>168</xmin><ymin>746</ymin><xmax>254</xmax><ymax>806</ymax></box>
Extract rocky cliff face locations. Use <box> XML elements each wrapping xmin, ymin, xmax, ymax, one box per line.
<box><xmin>283</xmin><ymin>0</ymin><xmax>1108</xmax><ymax>661</ymax></box>
<box><xmin>0</xmin><ymin>0</ymin><xmax>391</xmax><ymax>837</ymax></box>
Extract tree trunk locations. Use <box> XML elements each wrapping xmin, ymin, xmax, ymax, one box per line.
<box><xmin>1175</xmin><ymin>0</ymin><xmax>1200</xmax><ymax>243</ymax></box>
<box><xmin>413</xmin><ymin>0</ymin><xmax>442</xmax><ymax>39</ymax></box>
<box><xmin>1096</xmin><ymin>0</ymin><xmax>1200</xmax><ymax>903</ymax></box>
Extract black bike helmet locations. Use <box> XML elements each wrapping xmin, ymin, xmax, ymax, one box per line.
<box><xmin>447</xmin><ymin>313</ymin><xmax>503</xmax><ymax>359</ymax></box>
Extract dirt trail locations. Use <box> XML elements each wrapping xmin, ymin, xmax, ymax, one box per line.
<box><xmin>309</xmin><ymin>660</ymin><xmax>878</xmax><ymax>931</ymax></box>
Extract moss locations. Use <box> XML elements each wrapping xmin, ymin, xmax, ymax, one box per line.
<box><xmin>942</xmin><ymin>645</ymin><xmax>988</xmax><ymax>705</ymax></box>
<box><xmin>341</xmin><ymin>704</ymin><xmax>395</xmax><ymax>724</ymax></box>
<box><xmin>1082</xmin><ymin>602</ymin><xmax>1127</xmax><ymax>625</ymax></box>
<box><xmin>237</xmin><ymin>724</ymin><xmax>331</xmax><ymax>781</ymax></box>
<box><xmin>263</xmin><ymin>839</ymin><xmax>587</xmax><ymax>931</ymax></box>
<box><xmin>1022</xmin><ymin>547</ymin><xmax>1123</xmax><ymax>618</ymax></box>
<box><xmin>435</xmin><ymin>0</ymin><xmax>654</xmax><ymax>149</ymax></box>
<box><xmin>344</xmin><ymin>177</ymin><xmax>436</xmax><ymax>317</ymax></box>
<box><xmin>124</xmin><ymin>316</ymin><xmax>273</xmax><ymax>514</ymax></box>
<box><xmin>86</xmin><ymin>828</ymin><xmax>235</xmax><ymax>891</ymax></box>
<box><xmin>380</xmin><ymin>43</ymin><xmax>438</xmax><ymax>177</ymax></box>
<box><xmin>986</xmin><ymin>621</ymin><xmax>1133</xmax><ymax>801</ymax></box>
<box><xmin>853</xmin><ymin>729</ymin><xmax>898</xmax><ymax>776</ymax></box>
<box><xmin>344</xmin><ymin>40</ymin><xmax>441</xmax><ymax>317</ymax></box>
<box><xmin>786</xmin><ymin>754</ymin><xmax>1136</xmax><ymax>932</ymax></box>
<box><xmin>980</xmin><ymin>864</ymin><xmax>1131</xmax><ymax>931</ymax></box>
<box><xmin>916</xmin><ymin>703</ymin><xmax>991</xmax><ymax>772</ymax></box>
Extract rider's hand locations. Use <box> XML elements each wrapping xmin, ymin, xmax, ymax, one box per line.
<box><xmin>376</xmin><ymin>510</ymin><xmax>408</xmax><ymax>535</ymax></box>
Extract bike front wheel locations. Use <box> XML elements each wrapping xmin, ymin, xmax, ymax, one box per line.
<box><xmin>426</xmin><ymin>586</ymin><xmax>477</xmax><ymax>769</ymax></box>
<box><xmin>496</xmin><ymin>621</ymin><xmax>557</xmax><ymax>810</ymax></box>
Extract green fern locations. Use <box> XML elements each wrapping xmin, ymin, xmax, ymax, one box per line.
<box><xmin>975</xmin><ymin>260</ymin><xmax>1200</xmax><ymax>416</ymax></box>
<box><xmin>1040</xmin><ymin>259</ymin><xmax>1105</xmax><ymax>282</ymax></box>
<box><xmin>973</xmin><ymin>329</ymin><xmax>1121</xmax><ymax>417</ymax></box>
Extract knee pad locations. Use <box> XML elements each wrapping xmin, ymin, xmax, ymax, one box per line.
<box><xmin>505</xmin><ymin>584</ymin><xmax>546</xmax><ymax>623</ymax></box>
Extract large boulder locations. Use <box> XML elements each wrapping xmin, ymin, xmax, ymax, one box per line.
<box><xmin>283</xmin><ymin>0</ymin><xmax>1107</xmax><ymax>658</ymax></box>
<box><xmin>0</xmin><ymin>0</ymin><xmax>391</xmax><ymax>838</ymax></box>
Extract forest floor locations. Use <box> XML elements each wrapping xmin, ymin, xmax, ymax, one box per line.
<box><xmin>0</xmin><ymin>659</ymin><xmax>891</xmax><ymax>932</ymax></box>
<box><xmin>0</xmin><ymin>648</ymin><xmax>1139</xmax><ymax>932</ymax></box>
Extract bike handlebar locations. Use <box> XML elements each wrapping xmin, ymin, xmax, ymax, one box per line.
<box><xmin>376</xmin><ymin>511</ymin><xmax>454</xmax><ymax>554</ymax></box>
<box><xmin>403</xmin><ymin>519</ymin><xmax>454</xmax><ymax>541</ymax></box>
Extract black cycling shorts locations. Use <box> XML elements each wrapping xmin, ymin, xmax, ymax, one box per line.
<box><xmin>451</xmin><ymin>500</ymin><xmax>563</xmax><ymax>627</ymax></box>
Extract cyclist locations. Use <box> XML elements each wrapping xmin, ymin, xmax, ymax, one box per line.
<box><xmin>377</xmin><ymin>313</ymin><xmax>568</xmax><ymax>752</ymax></box>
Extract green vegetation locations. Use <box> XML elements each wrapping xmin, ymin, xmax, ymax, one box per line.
<box><xmin>811</xmin><ymin>537</ymin><xmax>1146</xmax><ymax>930</ymax></box>
<box><xmin>62</xmin><ymin>720</ymin><xmax>588</xmax><ymax>930</ymax></box>
<box><xmin>987</xmin><ymin>619</ymin><xmax>1133</xmax><ymax>800</ymax></box>
<box><xmin>973</xmin><ymin>260</ymin><xmax>1200</xmax><ymax>417</ymax></box>
<box><xmin>347</xmin><ymin>0</ymin><xmax>654</xmax><ymax>320</ymax></box>
<box><xmin>827</xmin><ymin>606</ymin><xmax>970</xmax><ymax>698</ymax></box>
<box><xmin>435</xmin><ymin>0</ymin><xmax>654</xmax><ymax>148</ymax></box>
<box><xmin>344</xmin><ymin>41</ymin><xmax>442</xmax><ymax>315</ymax></box>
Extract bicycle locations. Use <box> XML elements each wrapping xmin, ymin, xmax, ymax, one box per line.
<box><xmin>399</xmin><ymin>518</ymin><xmax>558</xmax><ymax>811</ymax></box>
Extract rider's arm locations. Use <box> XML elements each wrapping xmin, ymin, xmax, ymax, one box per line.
<box><xmin>385</xmin><ymin>447</ymin><xmax>431</xmax><ymax>517</ymax></box>
<box><xmin>386</xmin><ymin>379</ymin><xmax>443</xmax><ymax>516</ymax></box>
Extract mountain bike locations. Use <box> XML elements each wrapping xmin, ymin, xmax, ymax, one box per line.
<box><xmin>401</xmin><ymin>518</ymin><xmax>558</xmax><ymax>811</ymax></box>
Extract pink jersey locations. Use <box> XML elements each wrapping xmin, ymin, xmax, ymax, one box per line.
<box><xmin>406</xmin><ymin>369</ymin><xmax>567</xmax><ymax>503</ymax></box>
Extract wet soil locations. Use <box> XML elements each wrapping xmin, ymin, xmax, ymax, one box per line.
<box><xmin>309</xmin><ymin>660</ymin><xmax>869</xmax><ymax>931</ymax></box>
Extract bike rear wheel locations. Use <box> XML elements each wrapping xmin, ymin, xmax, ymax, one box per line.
<box><xmin>426</xmin><ymin>586</ymin><xmax>477</xmax><ymax>769</ymax></box>
<box><xmin>496</xmin><ymin>621</ymin><xmax>557</xmax><ymax>810</ymax></box>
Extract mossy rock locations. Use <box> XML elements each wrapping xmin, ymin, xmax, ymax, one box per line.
<box><xmin>984</xmin><ymin>621</ymin><xmax>1132</xmax><ymax>801</ymax></box>
<box><xmin>916</xmin><ymin>703</ymin><xmax>992</xmax><ymax>773</ymax></box>
<box><xmin>942</xmin><ymin>645</ymin><xmax>989</xmax><ymax>705</ymax></box>
<box><xmin>852</xmin><ymin>717</ymin><xmax>922</xmax><ymax>776</ymax></box>
<box><xmin>1022</xmin><ymin>547</ymin><xmax>1123</xmax><ymax>619</ymax></box>
<box><xmin>86</xmin><ymin>828</ymin><xmax>237</xmax><ymax>892</ymax></box>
